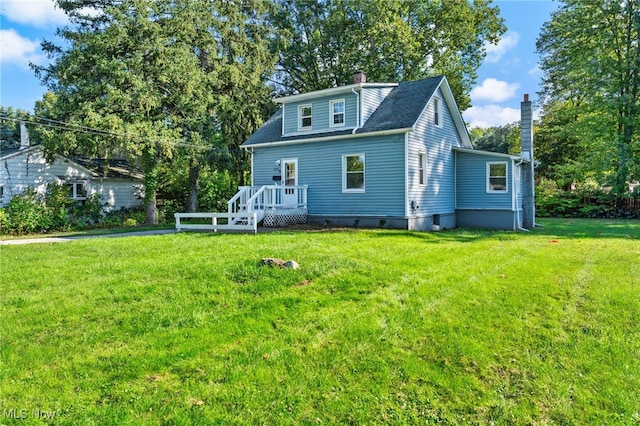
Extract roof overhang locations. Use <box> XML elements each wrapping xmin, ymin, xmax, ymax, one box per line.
<box><xmin>0</xmin><ymin>145</ymin><xmax>41</xmax><ymax>160</ymax></box>
<box><xmin>243</xmin><ymin>127</ymin><xmax>413</xmax><ymax>149</ymax></box>
<box><xmin>274</xmin><ymin>83</ymin><xmax>398</xmax><ymax>104</ymax></box>
<box><xmin>413</xmin><ymin>76</ymin><xmax>473</xmax><ymax>149</ymax></box>
<box><xmin>454</xmin><ymin>147</ymin><xmax>525</xmax><ymax>161</ymax></box>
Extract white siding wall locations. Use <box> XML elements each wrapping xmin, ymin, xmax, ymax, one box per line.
<box><xmin>0</xmin><ymin>148</ymin><xmax>141</xmax><ymax>210</ymax></box>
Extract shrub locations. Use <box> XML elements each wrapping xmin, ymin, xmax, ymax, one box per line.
<box><xmin>3</xmin><ymin>188</ymin><xmax>49</xmax><ymax>234</ymax></box>
<box><xmin>536</xmin><ymin>178</ymin><xmax>640</xmax><ymax>219</ymax></box>
<box><xmin>0</xmin><ymin>184</ymin><xmax>110</xmax><ymax>235</ymax></box>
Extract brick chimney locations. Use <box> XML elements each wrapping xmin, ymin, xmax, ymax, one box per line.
<box><xmin>20</xmin><ymin>121</ymin><xmax>30</xmax><ymax>150</ymax></box>
<box><xmin>353</xmin><ymin>71</ymin><xmax>366</xmax><ymax>84</ymax></box>
<box><xmin>521</xmin><ymin>94</ymin><xmax>535</xmax><ymax>229</ymax></box>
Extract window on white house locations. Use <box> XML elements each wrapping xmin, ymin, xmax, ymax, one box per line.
<box><xmin>434</xmin><ymin>96</ymin><xmax>442</xmax><ymax>127</ymax></box>
<box><xmin>330</xmin><ymin>99</ymin><xmax>345</xmax><ymax>127</ymax></box>
<box><xmin>0</xmin><ymin>185</ymin><xmax>4</xmax><ymax>204</ymax></box>
<box><xmin>419</xmin><ymin>152</ymin><xmax>426</xmax><ymax>185</ymax></box>
<box><xmin>343</xmin><ymin>154</ymin><xmax>365</xmax><ymax>192</ymax></box>
<box><xmin>299</xmin><ymin>104</ymin><xmax>312</xmax><ymax>130</ymax></box>
<box><xmin>487</xmin><ymin>162</ymin><xmax>508</xmax><ymax>192</ymax></box>
<box><xmin>67</xmin><ymin>181</ymin><xmax>88</xmax><ymax>200</ymax></box>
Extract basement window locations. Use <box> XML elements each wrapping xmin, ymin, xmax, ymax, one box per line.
<box><xmin>487</xmin><ymin>162</ymin><xmax>508</xmax><ymax>193</ymax></box>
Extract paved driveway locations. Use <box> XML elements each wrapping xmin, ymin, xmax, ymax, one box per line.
<box><xmin>0</xmin><ymin>229</ymin><xmax>176</xmax><ymax>245</ymax></box>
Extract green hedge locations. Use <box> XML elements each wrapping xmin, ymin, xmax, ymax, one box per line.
<box><xmin>0</xmin><ymin>184</ymin><xmax>147</xmax><ymax>235</ymax></box>
<box><xmin>536</xmin><ymin>178</ymin><xmax>640</xmax><ymax>219</ymax></box>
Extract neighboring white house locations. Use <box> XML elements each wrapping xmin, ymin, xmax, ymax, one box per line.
<box><xmin>0</xmin><ymin>140</ymin><xmax>143</xmax><ymax>210</ymax></box>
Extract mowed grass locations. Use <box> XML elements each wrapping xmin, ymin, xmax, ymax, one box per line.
<box><xmin>1</xmin><ymin>219</ymin><xmax>638</xmax><ymax>424</ymax></box>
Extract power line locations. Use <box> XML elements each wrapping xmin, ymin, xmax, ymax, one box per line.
<box><xmin>0</xmin><ymin>114</ymin><xmax>221</xmax><ymax>151</ymax></box>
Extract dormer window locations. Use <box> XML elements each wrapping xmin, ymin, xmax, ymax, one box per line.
<box><xmin>433</xmin><ymin>96</ymin><xmax>442</xmax><ymax>127</ymax></box>
<box><xmin>330</xmin><ymin>99</ymin><xmax>345</xmax><ymax>127</ymax></box>
<box><xmin>299</xmin><ymin>104</ymin><xmax>312</xmax><ymax>130</ymax></box>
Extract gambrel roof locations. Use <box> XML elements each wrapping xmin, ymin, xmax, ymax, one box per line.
<box><xmin>243</xmin><ymin>76</ymin><xmax>472</xmax><ymax>148</ymax></box>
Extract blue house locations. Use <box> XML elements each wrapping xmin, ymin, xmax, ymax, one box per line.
<box><xmin>231</xmin><ymin>72</ymin><xmax>535</xmax><ymax>231</ymax></box>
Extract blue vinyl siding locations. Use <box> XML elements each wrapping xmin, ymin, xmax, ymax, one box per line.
<box><xmin>251</xmin><ymin>133</ymin><xmax>406</xmax><ymax>216</ymax></box>
<box><xmin>361</xmin><ymin>87</ymin><xmax>395</xmax><ymax>125</ymax></box>
<box><xmin>283</xmin><ymin>93</ymin><xmax>359</xmax><ymax>135</ymax></box>
<box><xmin>455</xmin><ymin>151</ymin><xmax>514</xmax><ymax>210</ymax></box>
<box><xmin>407</xmin><ymin>88</ymin><xmax>463</xmax><ymax>216</ymax></box>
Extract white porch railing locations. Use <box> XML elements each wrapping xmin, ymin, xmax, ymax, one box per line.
<box><xmin>175</xmin><ymin>212</ymin><xmax>258</xmax><ymax>233</ymax></box>
<box><xmin>228</xmin><ymin>185</ymin><xmax>308</xmax><ymax>216</ymax></box>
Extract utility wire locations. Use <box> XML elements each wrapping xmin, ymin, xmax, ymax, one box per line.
<box><xmin>0</xmin><ymin>114</ymin><xmax>221</xmax><ymax>151</ymax></box>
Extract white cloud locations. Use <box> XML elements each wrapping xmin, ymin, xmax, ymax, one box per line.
<box><xmin>485</xmin><ymin>31</ymin><xmax>520</xmax><ymax>63</ymax></box>
<box><xmin>470</xmin><ymin>78</ymin><xmax>520</xmax><ymax>103</ymax></box>
<box><xmin>1</xmin><ymin>0</ymin><xmax>68</xmax><ymax>27</ymax></box>
<box><xmin>0</xmin><ymin>29</ymin><xmax>44</xmax><ymax>67</ymax></box>
<box><xmin>528</xmin><ymin>65</ymin><xmax>541</xmax><ymax>75</ymax></box>
<box><xmin>463</xmin><ymin>105</ymin><xmax>521</xmax><ymax>129</ymax></box>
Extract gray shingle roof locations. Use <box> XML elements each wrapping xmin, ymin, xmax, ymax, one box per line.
<box><xmin>73</xmin><ymin>158</ymin><xmax>143</xmax><ymax>180</ymax></box>
<box><xmin>243</xmin><ymin>76</ymin><xmax>445</xmax><ymax>147</ymax></box>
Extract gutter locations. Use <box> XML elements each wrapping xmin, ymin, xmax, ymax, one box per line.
<box><xmin>242</xmin><ymin>127</ymin><xmax>413</xmax><ymax>149</ymax></box>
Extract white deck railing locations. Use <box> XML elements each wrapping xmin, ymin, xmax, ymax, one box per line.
<box><xmin>174</xmin><ymin>212</ymin><xmax>258</xmax><ymax>233</ymax></box>
<box><xmin>228</xmin><ymin>185</ymin><xmax>308</xmax><ymax>216</ymax></box>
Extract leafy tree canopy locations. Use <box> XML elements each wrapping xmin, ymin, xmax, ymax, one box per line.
<box><xmin>32</xmin><ymin>0</ymin><xmax>276</xmax><ymax>222</ymax></box>
<box><xmin>270</xmin><ymin>0</ymin><xmax>506</xmax><ymax>110</ymax></box>
<box><xmin>537</xmin><ymin>0</ymin><xmax>640</xmax><ymax>194</ymax></box>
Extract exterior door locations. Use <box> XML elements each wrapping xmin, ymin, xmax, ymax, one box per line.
<box><xmin>282</xmin><ymin>159</ymin><xmax>298</xmax><ymax>206</ymax></box>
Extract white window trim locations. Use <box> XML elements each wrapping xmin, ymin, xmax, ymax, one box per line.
<box><xmin>434</xmin><ymin>96</ymin><xmax>443</xmax><ymax>128</ymax></box>
<box><xmin>69</xmin><ymin>180</ymin><xmax>88</xmax><ymax>200</ymax></box>
<box><xmin>486</xmin><ymin>161</ymin><xmax>508</xmax><ymax>193</ymax></box>
<box><xmin>329</xmin><ymin>99</ymin><xmax>346</xmax><ymax>128</ymax></box>
<box><xmin>342</xmin><ymin>153</ymin><xmax>365</xmax><ymax>193</ymax></box>
<box><xmin>418</xmin><ymin>152</ymin><xmax>427</xmax><ymax>186</ymax></box>
<box><xmin>281</xmin><ymin>158</ymin><xmax>298</xmax><ymax>186</ymax></box>
<box><xmin>298</xmin><ymin>104</ymin><xmax>312</xmax><ymax>131</ymax></box>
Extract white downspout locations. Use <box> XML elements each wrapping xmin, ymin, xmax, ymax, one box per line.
<box><xmin>351</xmin><ymin>88</ymin><xmax>360</xmax><ymax>134</ymax></box>
<box><xmin>243</xmin><ymin>146</ymin><xmax>254</xmax><ymax>186</ymax></box>
<box><xmin>514</xmin><ymin>158</ymin><xmax>529</xmax><ymax>232</ymax></box>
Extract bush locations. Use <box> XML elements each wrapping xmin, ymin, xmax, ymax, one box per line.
<box><xmin>3</xmin><ymin>188</ymin><xmax>49</xmax><ymax>234</ymax></box>
<box><xmin>0</xmin><ymin>184</ymin><xmax>110</xmax><ymax>235</ymax></box>
<box><xmin>536</xmin><ymin>178</ymin><xmax>640</xmax><ymax>219</ymax></box>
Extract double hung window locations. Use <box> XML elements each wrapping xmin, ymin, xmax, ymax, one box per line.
<box><xmin>343</xmin><ymin>154</ymin><xmax>365</xmax><ymax>192</ymax></box>
<box><xmin>487</xmin><ymin>162</ymin><xmax>508</xmax><ymax>192</ymax></box>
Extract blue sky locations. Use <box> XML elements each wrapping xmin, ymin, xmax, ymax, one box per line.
<box><xmin>0</xmin><ymin>0</ymin><xmax>558</xmax><ymax>128</ymax></box>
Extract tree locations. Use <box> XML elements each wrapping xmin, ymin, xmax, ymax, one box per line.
<box><xmin>0</xmin><ymin>107</ymin><xmax>32</xmax><ymax>150</ymax></box>
<box><xmin>32</xmin><ymin>0</ymin><xmax>275</xmax><ymax>222</ymax></box>
<box><xmin>470</xmin><ymin>122</ymin><xmax>520</xmax><ymax>155</ymax></box>
<box><xmin>537</xmin><ymin>0</ymin><xmax>640</xmax><ymax>194</ymax></box>
<box><xmin>270</xmin><ymin>0</ymin><xmax>505</xmax><ymax>110</ymax></box>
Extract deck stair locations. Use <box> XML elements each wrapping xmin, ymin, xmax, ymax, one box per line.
<box><xmin>174</xmin><ymin>185</ymin><xmax>307</xmax><ymax>233</ymax></box>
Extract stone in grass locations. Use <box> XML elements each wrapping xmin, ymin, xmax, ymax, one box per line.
<box><xmin>261</xmin><ymin>258</ymin><xmax>300</xmax><ymax>270</ymax></box>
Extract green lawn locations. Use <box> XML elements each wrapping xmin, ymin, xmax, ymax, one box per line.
<box><xmin>1</xmin><ymin>219</ymin><xmax>638</xmax><ymax>424</ymax></box>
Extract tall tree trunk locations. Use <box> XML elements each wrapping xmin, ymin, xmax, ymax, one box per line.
<box><xmin>186</xmin><ymin>159</ymin><xmax>199</xmax><ymax>213</ymax></box>
<box><xmin>142</xmin><ymin>149</ymin><xmax>158</xmax><ymax>225</ymax></box>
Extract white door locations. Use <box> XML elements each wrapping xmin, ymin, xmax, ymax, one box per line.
<box><xmin>282</xmin><ymin>159</ymin><xmax>298</xmax><ymax>206</ymax></box>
